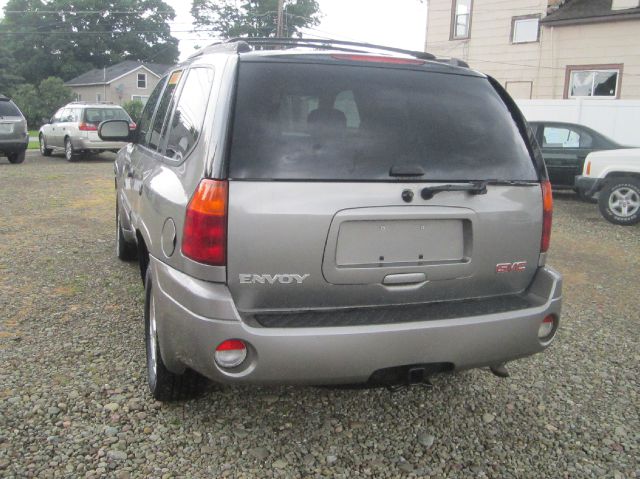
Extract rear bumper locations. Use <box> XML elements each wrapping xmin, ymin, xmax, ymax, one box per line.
<box><xmin>151</xmin><ymin>257</ymin><xmax>562</xmax><ymax>385</ymax></box>
<box><xmin>0</xmin><ymin>140</ymin><xmax>28</xmax><ymax>154</ymax></box>
<box><xmin>71</xmin><ymin>137</ymin><xmax>126</xmax><ymax>151</ymax></box>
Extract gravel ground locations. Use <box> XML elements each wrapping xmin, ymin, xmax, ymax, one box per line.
<box><xmin>1</xmin><ymin>152</ymin><xmax>638</xmax><ymax>478</ymax></box>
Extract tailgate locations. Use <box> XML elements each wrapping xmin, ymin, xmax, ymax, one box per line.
<box><xmin>227</xmin><ymin>182</ymin><xmax>542</xmax><ymax>313</ymax></box>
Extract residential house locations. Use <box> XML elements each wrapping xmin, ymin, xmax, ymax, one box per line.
<box><xmin>65</xmin><ymin>61</ymin><xmax>173</xmax><ymax>106</ymax></box>
<box><xmin>425</xmin><ymin>0</ymin><xmax>640</xmax><ymax>99</ymax></box>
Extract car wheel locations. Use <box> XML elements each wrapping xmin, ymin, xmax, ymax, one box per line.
<box><xmin>598</xmin><ymin>178</ymin><xmax>640</xmax><ymax>226</ymax></box>
<box><xmin>145</xmin><ymin>269</ymin><xmax>207</xmax><ymax>401</ymax></box>
<box><xmin>64</xmin><ymin>137</ymin><xmax>80</xmax><ymax>162</ymax></box>
<box><xmin>116</xmin><ymin>204</ymin><xmax>137</xmax><ymax>261</ymax></box>
<box><xmin>39</xmin><ymin>135</ymin><xmax>52</xmax><ymax>156</ymax></box>
<box><xmin>7</xmin><ymin>150</ymin><xmax>25</xmax><ymax>164</ymax></box>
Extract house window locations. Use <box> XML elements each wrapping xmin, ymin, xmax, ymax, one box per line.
<box><xmin>511</xmin><ymin>15</ymin><xmax>540</xmax><ymax>43</ymax></box>
<box><xmin>566</xmin><ymin>65</ymin><xmax>622</xmax><ymax>98</ymax></box>
<box><xmin>131</xmin><ymin>95</ymin><xmax>150</xmax><ymax>105</ymax></box>
<box><xmin>137</xmin><ymin>73</ymin><xmax>147</xmax><ymax>89</ymax></box>
<box><xmin>451</xmin><ymin>0</ymin><xmax>472</xmax><ymax>39</ymax></box>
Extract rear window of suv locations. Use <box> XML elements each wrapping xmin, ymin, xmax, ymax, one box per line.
<box><xmin>0</xmin><ymin>101</ymin><xmax>21</xmax><ymax>117</ymax></box>
<box><xmin>83</xmin><ymin>108</ymin><xmax>130</xmax><ymax>124</ymax></box>
<box><xmin>228</xmin><ymin>62</ymin><xmax>538</xmax><ymax>181</ymax></box>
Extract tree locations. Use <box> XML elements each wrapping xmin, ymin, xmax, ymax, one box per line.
<box><xmin>0</xmin><ymin>0</ymin><xmax>180</xmax><ymax>85</ymax></box>
<box><xmin>10</xmin><ymin>77</ymin><xmax>74</xmax><ymax>126</ymax></box>
<box><xmin>0</xmin><ymin>43</ymin><xmax>24</xmax><ymax>94</ymax></box>
<box><xmin>122</xmin><ymin>100</ymin><xmax>144</xmax><ymax>122</ymax></box>
<box><xmin>191</xmin><ymin>0</ymin><xmax>321</xmax><ymax>39</ymax></box>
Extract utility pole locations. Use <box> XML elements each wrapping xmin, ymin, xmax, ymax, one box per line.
<box><xmin>276</xmin><ymin>0</ymin><xmax>285</xmax><ymax>37</ymax></box>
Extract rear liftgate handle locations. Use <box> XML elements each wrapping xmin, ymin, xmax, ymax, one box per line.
<box><xmin>383</xmin><ymin>273</ymin><xmax>427</xmax><ymax>286</ymax></box>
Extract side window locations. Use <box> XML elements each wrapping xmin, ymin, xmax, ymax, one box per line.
<box><xmin>146</xmin><ymin>70</ymin><xmax>182</xmax><ymax>150</ymax></box>
<box><xmin>60</xmin><ymin>108</ymin><xmax>72</xmax><ymax>122</ymax></box>
<box><xmin>164</xmin><ymin>68</ymin><xmax>215</xmax><ymax>161</ymax></box>
<box><xmin>72</xmin><ymin>108</ymin><xmax>82</xmax><ymax>122</ymax></box>
<box><xmin>137</xmin><ymin>76</ymin><xmax>168</xmax><ymax>148</ymax></box>
<box><xmin>52</xmin><ymin>109</ymin><xmax>64</xmax><ymax>123</ymax></box>
<box><xmin>543</xmin><ymin>126</ymin><xmax>581</xmax><ymax>149</ymax></box>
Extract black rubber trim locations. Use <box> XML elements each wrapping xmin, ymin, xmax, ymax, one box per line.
<box><xmin>251</xmin><ymin>295</ymin><xmax>535</xmax><ymax>328</ymax></box>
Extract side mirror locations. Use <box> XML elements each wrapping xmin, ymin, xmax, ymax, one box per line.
<box><xmin>98</xmin><ymin>120</ymin><xmax>131</xmax><ymax>142</ymax></box>
<box><xmin>42</xmin><ymin>117</ymin><xmax>51</xmax><ymax>124</ymax></box>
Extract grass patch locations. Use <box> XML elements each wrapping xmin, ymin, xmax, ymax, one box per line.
<box><xmin>28</xmin><ymin>140</ymin><xmax>39</xmax><ymax>150</ymax></box>
<box><xmin>28</xmin><ymin>130</ymin><xmax>39</xmax><ymax>137</ymax></box>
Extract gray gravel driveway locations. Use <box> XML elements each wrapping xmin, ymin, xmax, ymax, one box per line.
<box><xmin>1</xmin><ymin>152</ymin><xmax>638</xmax><ymax>478</ymax></box>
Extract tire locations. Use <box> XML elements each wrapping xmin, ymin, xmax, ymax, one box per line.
<box><xmin>116</xmin><ymin>204</ymin><xmax>137</xmax><ymax>261</ymax></box>
<box><xmin>7</xmin><ymin>150</ymin><xmax>25</xmax><ymax>164</ymax></box>
<box><xmin>64</xmin><ymin>137</ymin><xmax>80</xmax><ymax>162</ymax></box>
<box><xmin>598</xmin><ymin>177</ymin><xmax>640</xmax><ymax>226</ymax></box>
<box><xmin>144</xmin><ymin>269</ymin><xmax>207</xmax><ymax>401</ymax></box>
<box><xmin>39</xmin><ymin>134</ymin><xmax>52</xmax><ymax>156</ymax></box>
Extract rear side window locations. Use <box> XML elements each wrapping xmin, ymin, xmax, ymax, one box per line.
<box><xmin>0</xmin><ymin>101</ymin><xmax>21</xmax><ymax>116</ymax></box>
<box><xmin>229</xmin><ymin>62</ymin><xmax>537</xmax><ymax>181</ymax></box>
<box><xmin>146</xmin><ymin>70</ymin><xmax>182</xmax><ymax>150</ymax></box>
<box><xmin>138</xmin><ymin>77</ymin><xmax>167</xmax><ymax>148</ymax></box>
<box><xmin>164</xmin><ymin>68</ymin><xmax>214</xmax><ymax>161</ymax></box>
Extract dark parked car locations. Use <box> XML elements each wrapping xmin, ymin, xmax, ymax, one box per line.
<box><xmin>0</xmin><ymin>94</ymin><xmax>28</xmax><ymax>164</ymax></box>
<box><xmin>529</xmin><ymin>121</ymin><xmax>626</xmax><ymax>194</ymax></box>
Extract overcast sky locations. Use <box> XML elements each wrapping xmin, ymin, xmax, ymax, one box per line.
<box><xmin>0</xmin><ymin>0</ymin><xmax>428</xmax><ymax>61</ymax></box>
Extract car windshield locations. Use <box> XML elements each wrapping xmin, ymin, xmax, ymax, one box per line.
<box><xmin>0</xmin><ymin>101</ymin><xmax>21</xmax><ymax>117</ymax></box>
<box><xmin>228</xmin><ymin>62</ymin><xmax>538</xmax><ymax>181</ymax></box>
<box><xmin>83</xmin><ymin>108</ymin><xmax>131</xmax><ymax>124</ymax></box>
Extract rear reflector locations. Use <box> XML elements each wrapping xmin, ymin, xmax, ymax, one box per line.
<box><xmin>538</xmin><ymin>315</ymin><xmax>557</xmax><ymax>340</ymax></box>
<box><xmin>541</xmin><ymin>180</ymin><xmax>553</xmax><ymax>253</ymax></box>
<box><xmin>79</xmin><ymin>122</ymin><xmax>98</xmax><ymax>131</ymax></box>
<box><xmin>331</xmin><ymin>54</ymin><xmax>425</xmax><ymax>65</ymax></box>
<box><xmin>585</xmin><ymin>161</ymin><xmax>591</xmax><ymax>176</ymax></box>
<box><xmin>182</xmin><ymin>179</ymin><xmax>228</xmax><ymax>266</ymax></box>
<box><xmin>214</xmin><ymin>339</ymin><xmax>247</xmax><ymax>368</ymax></box>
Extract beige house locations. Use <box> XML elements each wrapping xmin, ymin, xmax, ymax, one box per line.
<box><xmin>65</xmin><ymin>61</ymin><xmax>172</xmax><ymax>106</ymax></box>
<box><xmin>425</xmin><ymin>0</ymin><xmax>640</xmax><ymax>99</ymax></box>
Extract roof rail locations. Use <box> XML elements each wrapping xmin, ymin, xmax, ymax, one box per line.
<box><xmin>193</xmin><ymin>37</ymin><xmax>436</xmax><ymax>61</ymax></box>
<box><xmin>67</xmin><ymin>101</ymin><xmax>115</xmax><ymax>105</ymax></box>
<box><xmin>0</xmin><ymin>94</ymin><xmax>9</xmax><ymax>101</ymax></box>
<box><xmin>187</xmin><ymin>40</ymin><xmax>252</xmax><ymax>59</ymax></box>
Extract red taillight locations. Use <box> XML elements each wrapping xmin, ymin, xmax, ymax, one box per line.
<box><xmin>182</xmin><ymin>179</ymin><xmax>228</xmax><ymax>266</ymax></box>
<box><xmin>129</xmin><ymin>122</ymin><xmax>136</xmax><ymax>130</ymax></box>
<box><xmin>585</xmin><ymin>161</ymin><xmax>591</xmax><ymax>176</ymax></box>
<box><xmin>79</xmin><ymin>122</ymin><xmax>98</xmax><ymax>131</ymax></box>
<box><xmin>541</xmin><ymin>180</ymin><xmax>553</xmax><ymax>253</ymax></box>
<box><xmin>214</xmin><ymin>339</ymin><xmax>247</xmax><ymax>368</ymax></box>
<box><xmin>331</xmin><ymin>54</ymin><xmax>425</xmax><ymax>65</ymax></box>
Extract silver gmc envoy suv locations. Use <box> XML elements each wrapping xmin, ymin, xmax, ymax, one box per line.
<box><xmin>100</xmin><ymin>38</ymin><xmax>562</xmax><ymax>401</ymax></box>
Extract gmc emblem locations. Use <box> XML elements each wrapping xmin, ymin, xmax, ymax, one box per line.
<box><xmin>496</xmin><ymin>261</ymin><xmax>527</xmax><ymax>273</ymax></box>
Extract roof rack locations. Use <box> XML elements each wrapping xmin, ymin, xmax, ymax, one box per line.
<box><xmin>189</xmin><ymin>37</ymin><xmax>436</xmax><ymax>61</ymax></box>
<box><xmin>67</xmin><ymin>101</ymin><xmax>115</xmax><ymax>105</ymax></box>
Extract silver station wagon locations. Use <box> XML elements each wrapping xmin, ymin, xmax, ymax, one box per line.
<box><xmin>100</xmin><ymin>38</ymin><xmax>562</xmax><ymax>401</ymax></box>
<box><xmin>39</xmin><ymin>102</ymin><xmax>134</xmax><ymax>161</ymax></box>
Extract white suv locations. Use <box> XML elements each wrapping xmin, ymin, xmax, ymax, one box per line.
<box><xmin>576</xmin><ymin>148</ymin><xmax>640</xmax><ymax>225</ymax></box>
<box><xmin>39</xmin><ymin>102</ymin><xmax>134</xmax><ymax>161</ymax></box>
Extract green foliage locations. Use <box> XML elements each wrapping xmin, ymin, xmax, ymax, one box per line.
<box><xmin>122</xmin><ymin>100</ymin><xmax>145</xmax><ymax>122</ymax></box>
<box><xmin>191</xmin><ymin>0</ymin><xmax>321</xmax><ymax>39</ymax></box>
<box><xmin>10</xmin><ymin>77</ymin><xmax>74</xmax><ymax>126</ymax></box>
<box><xmin>0</xmin><ymin>43</ymin><xmax>23</xmax><ymax>94</ymax></box>
<box><xmin>0</xmin><ymin>0</ymin><xmax>180</xmax><ymax>85</ymax></box>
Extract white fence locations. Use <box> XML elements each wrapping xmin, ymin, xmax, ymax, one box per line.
<box><xmin>516</xmin><ymin>99</ymin><xmax>640</xmax><ymax>147</ymax></box>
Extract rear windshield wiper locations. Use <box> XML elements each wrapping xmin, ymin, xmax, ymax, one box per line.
<box><xmin>421</xmin><ymin>181</ymin><xmax>488</xmax><ymax>200</ymax></box>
